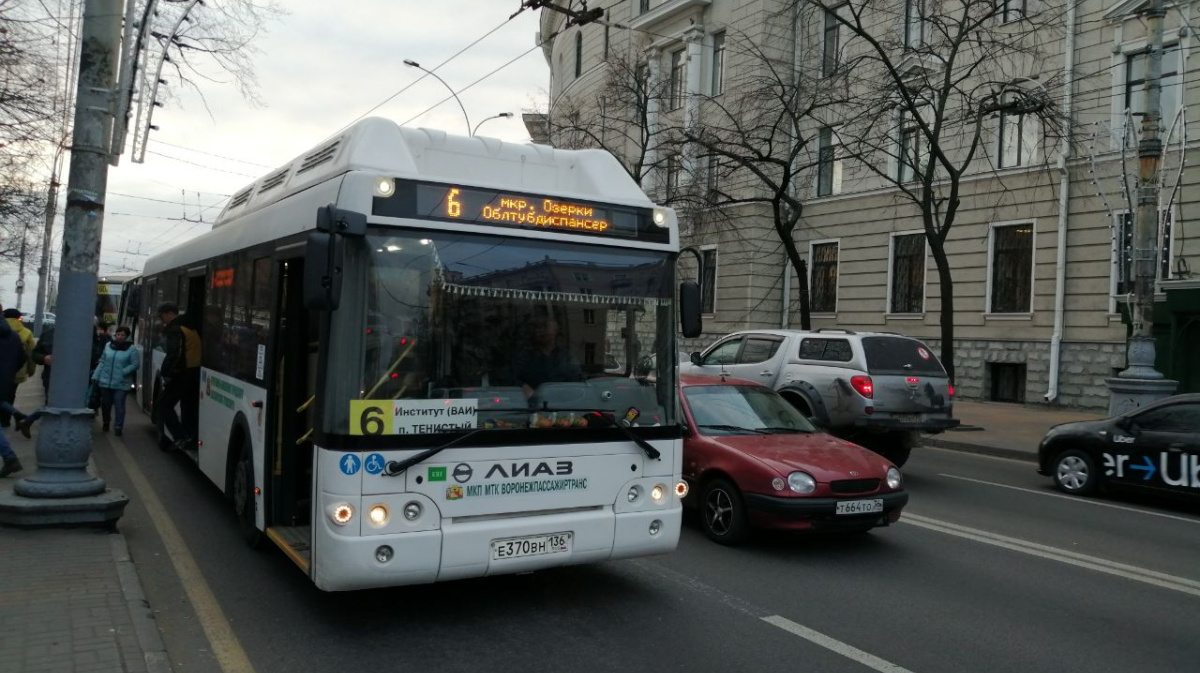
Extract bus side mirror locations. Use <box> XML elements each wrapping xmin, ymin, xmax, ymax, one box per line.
<box><xmin>304</xmin><ymin>231</ymin><xmax>345</xmax><ymax>310</ymax></box>
<box><xmin>306</xmin><ymin>205</ymin><xmax>366</xmax><ymax>310</ymax></box>
<box><xmin>679</xmin><ymin>281</ymin><xmax>702</xmax><ymax>339</ymax></box>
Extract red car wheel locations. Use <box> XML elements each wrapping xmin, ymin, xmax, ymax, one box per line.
<box><xmin>702</xmin><ymin>478</ymin><xmax>748</xmax><ymax>545</ymax></box>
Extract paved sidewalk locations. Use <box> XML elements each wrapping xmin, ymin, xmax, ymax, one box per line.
<box><xmin>921</xmin><ymin>399</ymin><xmax>1107</xmax><ymax>462</ymax></box>
<box><xmin>0</xmin><ymin>384</ymin><xmax>171</xmax><ymax>673</ymax></box>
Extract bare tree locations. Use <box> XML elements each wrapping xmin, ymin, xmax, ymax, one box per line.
<box><xmin>550</xmin><ymin>44</ymin><xmax>675</xmax><ymax>194</ymax></box>
<box><xmin>147</xmin><ymin>0</ymin><xmax>284</xmax><ymax>107</ymax></box>
<box><xmin>664</xmin><ymin>23</ymin><xmax>849</xmax><ymax>330</ymax></box>
<box><xmin>799</xmin><ymin>0</ymin><xmax>1067</xmax><ymax>380</ymax></box>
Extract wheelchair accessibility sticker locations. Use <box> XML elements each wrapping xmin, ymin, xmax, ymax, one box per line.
<box><xmin>340</xmin><ymin>454</ymin><xmax>361</xmax><ymax>476</ymax></box>
<box><xmin>364</xmin><ymin>453</ymin><xmax>385</xmax><ymax>475</ymax></box>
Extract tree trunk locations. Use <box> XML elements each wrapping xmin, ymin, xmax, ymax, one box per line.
<box><xmin>779</xmin><ymin>232</ymin><xmax>811</xmax><ymax>329</ymax></box>
<box><xmin>930</xmin><ymin>239</ymin><xmax>955</xmax><ymax>382</ymax></box>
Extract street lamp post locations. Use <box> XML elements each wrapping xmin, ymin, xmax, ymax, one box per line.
<box><xmin>403</xmin><ymin>59</ymin><xmax>471</xmax><ymax>137</ymax></box>
<box><xmin>472</xmin><ymin>112</ymin><xmax>514</xmax><ymax>137</ymax></box>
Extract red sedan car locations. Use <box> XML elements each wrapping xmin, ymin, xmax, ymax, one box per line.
<box><xmin>680</xmin><ymin>374</ymin><xmax>908</xmax><ymax>544</ymax></box>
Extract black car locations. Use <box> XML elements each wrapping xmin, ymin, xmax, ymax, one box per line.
<box><xmin>1037</xmin><ymin>394</ymin><xmax>1200</xmax><ymax>498</ymax></box>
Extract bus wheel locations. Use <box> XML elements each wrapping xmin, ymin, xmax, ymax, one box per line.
<box><xmin>233</xmin><ymin>439</ymin><xmax>264</xmax><ymax>549</ymax></box>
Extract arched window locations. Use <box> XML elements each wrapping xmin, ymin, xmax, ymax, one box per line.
<box><xmin>574</xmin><ymin>32</ymin><xmax>583</xmax><ymax>78</ymax></box>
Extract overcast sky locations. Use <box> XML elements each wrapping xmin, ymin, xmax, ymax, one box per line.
<box><xmin>2</xmin><ymin>0</ymin><xmax>550</xmax><ymax>311</ymax></box>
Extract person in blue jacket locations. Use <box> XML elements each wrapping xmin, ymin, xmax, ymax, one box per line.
<box><xmin>91</xmin><ymin>325</ymin><xmax>139</xmax><ymax>436</ymax></box>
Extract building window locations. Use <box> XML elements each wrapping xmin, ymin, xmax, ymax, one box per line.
<box><xmin>898</xmin><ymin>113</ymin><xmax>923</xmax><ymax>182</ymax></box>
<box><xmin>822</xmin><ymin>8</ymin><xmax>840</xmax><ymax>77</ymax></box>
<box><xmin>705</xmin><ymin>154</ymin><xmax>721</xmax><ymax>205</ymax></box>
<box><xmin>889</xmin><ymin>233</ymin><xmax>925</xmax><ymax>313</ymax></box>
<box><xmin>1001</xmin><ymin>0</ymin><xmax>1025</xmax><ymax>22</ymax></box>
<box><xmin>669</xmin><ymin>48</ymin><xmax>688</xmax><ymax>110</ymax></box>
<box><xmin>604</xmin><ymin>25</ymin><xmax>610</xmax><ymax>59</ymax></box>
<box><xmin>711</xmin><ymin>32</ymin><xmax>726</xmax><ymax>95</ymax></box>
<box><xmin>810</xmin><ymin>242</ymin><xmax>839</xmax><ymax>313</ymax></box>
<box><xmin>701</xmin><ymin>247</ymin><xmax>717</xmax><ymax>314</ymax></box>
<box><xmin>583</xmin><ymin>309</ymin><xmax>596</xmax><ymax>325</ymax></box>
<box><xmin>904</xmin><ymin>0</ymin><xmax>925</xmax><ymax>49</ymax></box>
<box><xmin>998</xmin><ymin>111</ymin><xmax>1038</xmax><ymax>167</ymax></box>
<box><xmin>665</xmin><ymin>154</ymin><xmax>682</xmax><ymax>199</ymax></box>
<box><xmin>574</xmin><ymin>32</ymin><xmax>583</xmax><ymax>78</ymax></box>
<box><xmin>817</xmin><ymin>126</ymin><xmax>842</xmax><ymax>196</ymax></box>
<box><xmin>639</xmin><ymin>0</ymin><xmax>651</xmax><ymax>13</ymax></box>
<box><xmin>1126</xmin><ymin>45</ymin><xmax>1182</xmax><ymax>138</ymax></box>
<box><xmin>989</xmin><ymin>223</ymin><xmax>1034</xmax><ymax>313</ymax></box>
<box><xmin>989</xmin><ymin>363</ymin><xmax>1026</xmax><ymax>403</ymax></box>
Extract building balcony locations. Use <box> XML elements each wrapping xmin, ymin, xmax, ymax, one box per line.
<box><xmin>629</xmin><ymin>0</ymin><xmax>712</xmax><ymax>32</ymax></box>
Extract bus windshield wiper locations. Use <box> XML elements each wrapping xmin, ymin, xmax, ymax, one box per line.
<box><xmin>383</xmin><ymin>427</ymin><xmax>493</xmax><ymax>477</ymax></box>
<box><xmin>698</xmin><ymin>424</ymin><xmax>770</xmax><ymax>435</ymax></box>
<box><xmin>537</xmin><ymin>408</ymin><xmax>661</xmax><ymax>460</ymax></box>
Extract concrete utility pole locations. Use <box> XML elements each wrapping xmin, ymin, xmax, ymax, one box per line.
<box><xmin>0</xmin><ymin>0</ymin><xmax>128</xmax><ymax>527</ymax></box>
<box><xmin>32</xmin><ymin>164</ymin><xmax>61</xmax><ymax>338</ymax></box>
<box><xmin>1106</xmin><ymin>0</ymin><xmax>1178</xmax><ymax>414</ymax></box>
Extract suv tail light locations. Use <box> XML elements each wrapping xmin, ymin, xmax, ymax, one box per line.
<box><xmin>850</xmin><ymin>375</ymin><xmax>874</xmax><ymax>399</ymax></box>
<box><xmin>949</xmin><ymin>383</ymin><xmax>955</xmax><ymax>397</ymax></box>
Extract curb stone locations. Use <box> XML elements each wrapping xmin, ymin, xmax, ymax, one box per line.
<box><xmin>112</xmin><ymin>534</ymin><xmax>175</xmax><ymax>673</ymax></box>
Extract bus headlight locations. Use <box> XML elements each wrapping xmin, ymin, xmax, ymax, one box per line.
<box><xmin>651</xmin><ymin>484</ymin><xmax>665</xmax><ymax>502</ymax></box>
<box><xmin>674</xmin><ymin>481</ymin><xmax>688</xmax><ymax>498</ymax></box>
<box><xmin>375</xmin><ymin>545</ymin><xmax>394</xmax><ymax>563</ymax></box>
<box><xmin>368</xmin><ymin>504</ymin><xmax>389</xmax><ymax>526</ymax></box>
<box><xmin>627</xmin><ymin>485</ymin><xmax>641</xmax><ymax>502</ymax></box>
<box><xmin>329</xmin><ymin>502</ymin><xmax>354</xmax><ymax>526</ymax></box>
<box><xmin>652</xmin><ymin>208</ymin><xmax>667</xmax><ymax>226</ymax></box>
<box><xmin>374</xmin><ymin>177</ymin><xmax>395</xmax><ymax>197</ymax></box>
<box><xmin>649</xmin><ymin>519</ymin><xmax>662</xmax><ymax>535</ymax></box>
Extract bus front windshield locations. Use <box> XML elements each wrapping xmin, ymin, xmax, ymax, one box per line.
<box><xmin>325</xmin><ymin>231</ymin><xmax>678</xmax><ymax>439</ymax></box>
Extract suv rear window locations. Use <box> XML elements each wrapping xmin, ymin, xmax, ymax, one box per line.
<box><xmin>798</xmin><ymin>338</ymin><xmax>853</xmax><ymax>362</ymax></box>
<box><xmin>862</xmin><ymin>336</ymin><xmax>946</xmax><ymax>376</ymax></box>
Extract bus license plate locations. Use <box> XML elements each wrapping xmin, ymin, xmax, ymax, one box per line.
<box><xmin>836</xmin><ymin>499</ymin><xmax>883</xmax><ymax>515</ymax></box>
<box><xmin>491</xmin><ymin>532</ymin><xmax>572</xmax><ymax>561</ymax></box>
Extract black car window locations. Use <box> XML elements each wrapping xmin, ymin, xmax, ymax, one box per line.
<box><xmin>862</xmin><ymin>336</ymin><xmax>946</xmax><ymax>376</ymax></box>
<box><xmin>1134</xmin><ymin>403</ymin><xmax>1200</xmax><ymax>434</ymax></box>
<box><xmin>703</xmin><ymin>338</ymin><xmax>742</xmax><ymax>366</ymax></box>
<box><xmin>798</xmin><ymin>338</ymin><xmax>852</xmax><ymax>362</ymax></box>
<box><xmin>739</xmin><ymin>337</ymin><xmax>781</xmax><ymax>364</ymax></box>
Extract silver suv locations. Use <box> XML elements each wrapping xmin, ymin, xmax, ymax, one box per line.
<box><xmin>683</xmin><ymin>328</ymin><xmax>959</xmax><ymax>465</ymax></box>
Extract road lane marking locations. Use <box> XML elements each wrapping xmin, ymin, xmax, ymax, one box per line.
<box><xmin>109</xmin><ymin>433</ymin><xmax>259</xmax><ymax>673</ymax></box>
<box><xmin>937</xmin><ymin>473</ymin><xmax>1200</xmax><ymax>525</ymax></box>
<box><xmin>632</xmin><ymin>561</ymin><xmax>918</xmax><ymax>672</ymax></box>
<box><xmin>901</xmin><ymin>513</ymin><xmax>1200</xmax><ymax>598</ymax></box>
<box><xmin>762</xmin><ymin>615</ymin><xmax>916</xmax><ymax>673</ymax></box>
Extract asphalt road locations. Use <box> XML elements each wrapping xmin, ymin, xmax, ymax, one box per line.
<box><xmin>91</xmin><ymin>412</ymin><xmax>1200</xmax><ymax>673</ymax></box>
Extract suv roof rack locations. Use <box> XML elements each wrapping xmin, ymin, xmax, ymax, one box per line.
<box><xmin>812</xmin><ymin>328</ymin><xmax>857</xmax><ymax>335</ymax></box>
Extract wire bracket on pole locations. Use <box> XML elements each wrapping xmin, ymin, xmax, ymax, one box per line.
<box><xmin>513</xmin><ymin>0</ymin><xmax>605</xmax><ymax>26</ymax></box>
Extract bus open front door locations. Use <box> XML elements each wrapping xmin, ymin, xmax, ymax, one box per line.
<box><xmin>264</xmin><ymin>257</ymin><xmax>318</xmax><ymax>573</ymax></box>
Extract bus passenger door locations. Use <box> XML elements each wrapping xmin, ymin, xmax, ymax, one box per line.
<box><xmin>270</xmin><ymin>258</ymin><xmax>317</xmax><ymax>528</ymax></box>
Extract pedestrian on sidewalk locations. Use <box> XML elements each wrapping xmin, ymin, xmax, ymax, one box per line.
<box><xmin>91</xmin><ymin>325</ymin><xmax>139</xmax><ymax>436</ymax></box>
<box><xmin>0</xmin><ymin>318</ymin><xmax>30</xmax><ymax>477</ymax></box>
<box><xmin>0</xmin><ymin>307</ymin><xmax>35</xmax><ymax>428</ymax></box>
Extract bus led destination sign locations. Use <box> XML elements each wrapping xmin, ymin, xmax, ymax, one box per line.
<box><xmin>452</xmin><ymin>190</ymin><xmax>611</xmax><ymax>233</ymax></box>
<box><xmin>372</xmin><ymin>180</ymin><xmax>669</xmax><ymax>243</ymax></box>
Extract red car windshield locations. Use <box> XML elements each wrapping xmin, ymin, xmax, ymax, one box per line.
<box><xmin>683</xmin><ymin>385</ymin><xmax>817</xmax><ymax>435</ymax></box>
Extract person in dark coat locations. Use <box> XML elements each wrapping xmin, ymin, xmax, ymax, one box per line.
<box><xmin>156</xmin><ymin>303</ymin><xmax>201</xmax><ymax>450</ymax></box>
<box><xmin>31</xmin><ymin>320</ymin><xmax>108</xmax><ymax>405</ymax></box>
<box><xmin>0</xmin><ymin>319</ymin><xmax>29</xmax><ymax>477</ymax></box>
<box><xmin>32</xmin><ymin>325</ymin><xmax>54</xmax><ymax>404</ymax></box>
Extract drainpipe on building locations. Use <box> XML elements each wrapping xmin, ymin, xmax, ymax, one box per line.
<box><xmin>1046</xmin><ymin>0</ymin><xmax>1078</xmax><ymax>403</ymax></box>
<box><xmin>782</xmin><ymin>263</ymin><xmax>792</xmax><ymax>328</ymax></box>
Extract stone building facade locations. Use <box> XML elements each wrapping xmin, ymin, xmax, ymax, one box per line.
<box><xmin>533</xmin><ymin>0</ymin><xmax>1200</xmax><ymax>410</ymax></box>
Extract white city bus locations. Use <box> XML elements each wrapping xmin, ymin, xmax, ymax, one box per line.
<box><xmin>136</xmin><ymin>118</ymin><xmax>699</xmax><ymax>590</ymax></box>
